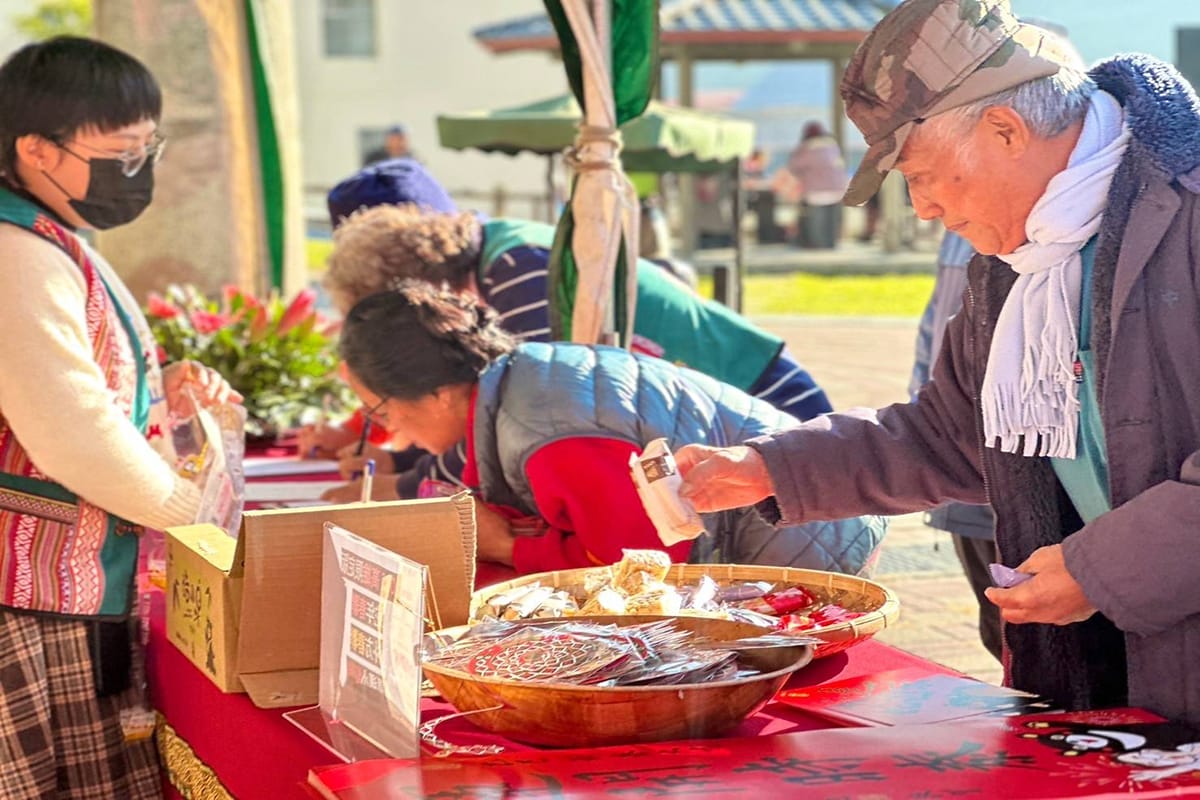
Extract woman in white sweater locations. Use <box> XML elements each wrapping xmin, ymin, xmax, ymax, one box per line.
<box><xmin>0</xmin><ymin>37</ymin><xmax>237</xmax><ymax>799</ymax></box>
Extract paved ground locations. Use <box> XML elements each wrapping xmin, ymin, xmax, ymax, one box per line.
<box><xmin>756</xmin><ymin>315</ymin><xmax>1004</xmax><ymax>685</ymax></box>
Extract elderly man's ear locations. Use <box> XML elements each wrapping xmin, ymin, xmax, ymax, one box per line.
<box><xmin>979</xmin><ymin>106</ymin><xmax>1031</xmax><ymax>158</ymax></box>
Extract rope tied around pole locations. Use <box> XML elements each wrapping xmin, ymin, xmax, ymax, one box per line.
<box><xmin>563</xmin><ymin>124</ymin><xmax>624</xmax><ymax>172</ymax></box>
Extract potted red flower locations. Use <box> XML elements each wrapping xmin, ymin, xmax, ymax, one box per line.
<box><xmin>144</xmin><ymin>284</ymin><xmax>353</xmax><ymax>437</ymax></box>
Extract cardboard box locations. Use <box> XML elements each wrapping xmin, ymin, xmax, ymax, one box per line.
<box><xmin>165</xmin><ymin>523</ymin><xmax>243</xmax><ymax>692</ymax></box>
<box><xmin>165</xmin><ymin>494</ymin><xmax>477</xmax><ymax>708</ymax></box>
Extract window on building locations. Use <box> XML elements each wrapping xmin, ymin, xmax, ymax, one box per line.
<box><xmin>323</xmin><ymin>0</ymin><xmax>375</xmax><ymax>58</ymax></box>
<box><xmin>359</xmin><ymin>128</ymin><xmax>387</xmax><ymax>165</ymax></box>
<box><xmin>1178</xmin><ymin>28</ymin><xmax>1200</xmax><ymax>93</ymax></box>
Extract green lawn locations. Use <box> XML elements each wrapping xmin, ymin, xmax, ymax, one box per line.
<box><xmin>307</xmin><ymin>238</ymin><xmax>334</xmax><ymax>272</ymax></box>
<box><xmin>309</xmin><ymin>238</ymin><xmax>933</xmax><ymax>318</ymax></box>
<box><xmin>698</xmin><ymin>272</ymin><xmax>934</xmax><ymax>317</ymax></box>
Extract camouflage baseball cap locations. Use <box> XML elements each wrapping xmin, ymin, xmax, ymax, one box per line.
<box><xmin>841</xmin><ymin>0</ymin><xmax>1076</xmax><ymax>206</ymax></box>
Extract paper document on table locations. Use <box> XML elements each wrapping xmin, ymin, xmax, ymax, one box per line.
<box><xmin>244</xmin><ymin>481</ymin><xmax>345</xmax><ymax>503</ymax></box>
<box><xmin>244</xmin><ymin>457</ymin><xmax>340</xmax><ymax>478</ymax></box>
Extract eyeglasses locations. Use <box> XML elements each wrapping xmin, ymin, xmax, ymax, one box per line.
<box><xmin>60</xmin><ymin>133</ymin><xmax>167</xmax><ymax>177</ymax></box>
<box><xmin>361</xmin><ymin>395</ymin><xmax>391</xmax><ymax>427</ymax></box>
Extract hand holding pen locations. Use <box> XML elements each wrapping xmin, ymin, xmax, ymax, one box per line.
<box><xmin>336</xmin><ymin>442</ymin><xmax>395</xmax><ymax>480</ymax></box>
<box><xmin>297</xmin><ymin>396</ymin><xmax>356</xmax><ymax>459</ymax></box>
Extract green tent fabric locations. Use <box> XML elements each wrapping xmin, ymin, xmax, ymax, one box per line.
<box><xmin>245</xmin><ymin>0</ymin><xmax>285</xmax><ymax>289</ymax></box>
<box><xmin>539</xmin><ymin>0</ymin><xmax>659</xmax><ymax>344</ymax></box>
<box><xmin>544</xmin><ymin>0</ymin><xmax>657</xmax><ymax>127</ymax></box>
<box><xmin>437</xmin><ymin>94</ymin><xmax>755</xmax><ymax>174</ymax></box>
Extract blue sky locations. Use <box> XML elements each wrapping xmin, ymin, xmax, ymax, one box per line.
<box><xmin>1009</xmin><ymin>0</ymin><xmax>1200</xmax><ymax>64</ymax></box>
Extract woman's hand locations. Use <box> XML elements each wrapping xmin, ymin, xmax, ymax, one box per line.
<box><xmin>163</xmin><ymin>360</ymin><xmax>242</xmax><ymax>416</ymax></box>
<box><xmin>297</xmin><ymin>423</ymin><xmax>357</xmax><ymax>460</ymax></box>
<box><xmin>474</xmin><ymin>502</ymin><xmax>516</xmax><ymax>566</ymax></box>
<box><xmin>336</xmin><ymin>442</ymin><xmax>397</xmax><ymax>479</ymax></box>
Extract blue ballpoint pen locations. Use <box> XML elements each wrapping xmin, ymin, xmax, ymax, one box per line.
<box><xmin>359</xmin><ymin>458</ymin><xmax>375</xmax><ymax>503</ymax></box>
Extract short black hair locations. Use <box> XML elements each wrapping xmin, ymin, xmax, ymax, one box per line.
<box><xmin>340</xmin><ymin>281</ymin><xmax>515</xmax><ymax>402</ymax></box>
<box><xmin>0</xmin><ymin>36</ymin><xmax>162</xmax><ymax>179</ymax></box>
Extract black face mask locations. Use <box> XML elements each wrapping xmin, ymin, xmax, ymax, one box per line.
<box><xmin>67</xmin><ymin>156</ymin><xmax>155</xmax><ymax>229</ymax></box>
<box><xmin>42</xmin><ymin>152</ymin><xmax>155</xmax><ymax>230</ymax></box>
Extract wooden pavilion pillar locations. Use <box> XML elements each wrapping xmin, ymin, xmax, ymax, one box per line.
<box><xmin>831</xmin><ymin>57</ymin><xmax>846</xmax><ymax>152</ymax></box>
<box><xmin>675</xmin><ymin>49</ymin><xmax>697</xmax><ymax>256</ymax></box>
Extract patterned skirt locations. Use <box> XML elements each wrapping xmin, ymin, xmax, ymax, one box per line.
<box><xmin>0</xmin><ymin>610</ymin><xmax>160</xmax><ymax>799</ymax></box>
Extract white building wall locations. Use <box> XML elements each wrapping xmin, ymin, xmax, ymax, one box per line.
<box><xmin>0</xmin><ymin>1</ymin><xmax>28</xmax><ymax>58</ymax></box>
<box><xmin>293</xmin><ymin>0</ymin><xmax>567</xmax><ymax>218</ymax></box>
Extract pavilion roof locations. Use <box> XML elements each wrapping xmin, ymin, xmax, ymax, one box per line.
<box><xmin>474</xmin><ymin>0</ymin><xmax>894</xmax><ymax>55</ymax></box>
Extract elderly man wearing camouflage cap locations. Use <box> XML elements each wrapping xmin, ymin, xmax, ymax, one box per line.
<box><xmin>675</xmin><ymin>0</ymin><xmax>1200</xmax><ymax>725</ymax></box>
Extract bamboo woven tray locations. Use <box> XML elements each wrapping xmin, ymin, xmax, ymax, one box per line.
<box><xmin>423</xmin><ymin>614</ymin><xmax>814</xmax><ymax>748</ymax></box>
<box><xmin>470</xmin><ymin>564</ymin><xmax>900</xmax><ymax>659</ymax></box>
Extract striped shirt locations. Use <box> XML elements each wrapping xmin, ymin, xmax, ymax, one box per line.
<box><xmin>477</xmin><ymin>246</ymin><xmax>553</xmax><ymax>342</ymax></box>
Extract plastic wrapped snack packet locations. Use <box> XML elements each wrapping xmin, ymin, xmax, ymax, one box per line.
<box><xmin>629</xmin><ymin>438</ymin><xmax>705</xmax><ymax>546</ymax></box>
<box><xmin>170</xmin><ymin>392</ymin><xmax>246</xmax><ymax>535</ymax></box>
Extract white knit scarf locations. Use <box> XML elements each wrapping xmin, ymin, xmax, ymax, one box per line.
<box><xmin>981</xmin><ymin>90</ymin><xmax>1130</xmax><ymax>458</ymax></box>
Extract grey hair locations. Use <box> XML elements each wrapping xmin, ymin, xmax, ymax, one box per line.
<box><xmin>916</xmin><ymin>67</ymin><xmax>1097</xmax><ymax>161</ymax></box>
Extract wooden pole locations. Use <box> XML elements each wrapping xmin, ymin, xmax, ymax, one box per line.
<box><xmin>676</xmin><ymin>50</ymin><xmax>696</xmax><ymax>257</ymax></box>
<box><xmin>831</xmin><ymin>57</ymin><xmax>846</xmax><ymax>152</ymax></box>
<box><xmin>545</xmin><ymin>155</ymin><xmax>556</xmax><ymax>222</ymax></box>
<box><xmin>731</xmin><ymin>161</ymin><xmax>745</xmax><ymax>313</ymax></box>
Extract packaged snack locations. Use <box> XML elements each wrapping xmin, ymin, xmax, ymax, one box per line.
<box><xmin>582</xmin><ymin>566</ymin><xmax>617</xmax><ymax>597</ymax></box>
<box><xmin>679</xmin><ymin>575</ymin><xmax>719</xmax><ymax>611</ymax></box>
<box><xmin>776</xmin><ymin>605</ymin><xmax>866</xmax><ymax>632</ymax></box>
<box><xmin>169</xmin><ymin>395</ymin><xmax>246</xmax><ymax>534</ymax></box>
<box><xmin>718</xmin><ymin>581</ymin><xmax>774</xmax><ymax>604</ymax></box>
<box><xmin>612</xmin><ymin>549</ymin><xmax>671</xmax><ymax>592</ymax></box>
<box><xmin>501</xmin><ymin>585</ymin><xmax>554</xmax><ymax>621</ymax></box>
<box><xmin>580</xmin><ymin>587</ymin><xmax>628</xmax><ymax>616</ymax></box>
<box><xmin>629</xmin><ymin>438</ymin><xmax>705</xmax><ymax>546</ymax></box>
<box><xmin>734</xmin><ymin>585</ymin><xmax>818</xmax><ymax>616</ymax></box>
<box><xmin>531</xmin><ymin>591</ymin><xmax>579</xmax><ymax>619</ymax></box>
<box><xmin>482</xmin><ymin>584</ymin><xmax>538</xmax><ymax>620</ymax></box>
<box><xmin>625</xmin><ymin>588</ymin><xmax>683</xmax><ymax>616</ymax></box>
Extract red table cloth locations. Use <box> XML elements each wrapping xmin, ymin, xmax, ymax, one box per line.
<box><xmin>147</xmin><ymin>586</ymin><xmax>951</xmax><ymax>800</ymax></box>
<box><xmin>150</xmin><ymin>450</ymin><xmax>951</xmax><ymax>798</ymax></box>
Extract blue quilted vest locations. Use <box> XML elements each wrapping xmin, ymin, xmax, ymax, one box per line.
<box><xmin>474</xmin><ymin>342</ymin><xmax>886</xmax><ymax>573</ymax></box>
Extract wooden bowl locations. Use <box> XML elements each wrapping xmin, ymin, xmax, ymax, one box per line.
<box><xmin>422</xmin><ymin>615</ymin><xmax>813</xmax><ymax>748</ymax></box>
<box><xmin>471</xmin><ymin>564</ymin><xmax>901</xmax><ymax>659</ymax></box>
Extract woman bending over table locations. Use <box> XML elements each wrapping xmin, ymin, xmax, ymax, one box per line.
<box><xmin>335</xmin><ymin>281</ymin><xmax>885</xmax><ymax>576</ymax></box>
